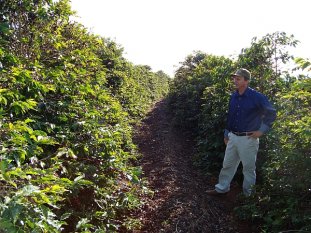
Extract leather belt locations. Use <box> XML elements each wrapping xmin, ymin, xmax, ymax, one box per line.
<box><xmin>232</xmin><ymin>131</ymin><xmax>252</xmax><ymax>136</ymax></box>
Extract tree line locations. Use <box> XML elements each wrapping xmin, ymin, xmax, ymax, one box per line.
<box><xmin>168</xmin><ymin>32</ymin><xmax>310</xmax><ymax>232</ymax></box>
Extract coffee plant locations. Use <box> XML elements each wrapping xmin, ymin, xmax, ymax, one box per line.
<box><xmin>0</xmin><ymin>0</ymin><xmax>169</xmax><ymax>232</ymax></box>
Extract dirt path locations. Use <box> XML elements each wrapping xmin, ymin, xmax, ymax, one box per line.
<box><xmin>132</xmin><ymin>99</ymin><xmax>254</xmax><ymax>233</ymax></box>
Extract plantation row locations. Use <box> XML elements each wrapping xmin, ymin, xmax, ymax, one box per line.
<box><xmin>168</xmin><ymin>32</ymin><xmax>311</xmax><ymax>232</ymax></box>
<box><xmin>0</xmin><ymin>0</ymin><xmax>169</xmax><ymax>232</ymax></box>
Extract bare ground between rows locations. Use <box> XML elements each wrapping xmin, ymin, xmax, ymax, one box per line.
<box><xmin>131</xmin><ymin>99</ymin><xmax>258</xmax><ymax>233</ymax></box>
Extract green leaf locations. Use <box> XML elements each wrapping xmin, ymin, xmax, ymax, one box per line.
<box><xmin>0</xmin><ymin>160</ymin><xmax>8</xmax><ymax>174</ymax></box>
<box><xmin>10</xmin><ymin>203</ymin><xmax>24</xmax><ymax>224</ymax></box>
<box><xmin>0</xmin><ymin>160</ymin><xmax>11</xmax><ymax>181</ymax></box>
<box><xmin>0</xmin><ymin>22</ymin><xmax>10</xmax><ymax>35</ymax></box>
<box><xmin>74</xmin><ymin>174</ymin><xmax>85</xmax><ymax>182</ymax></box>
<box><xmin>13</xmin><ymin>149</ymin><xmax>26</xmax><ymax>167</ymax></box>
<box><xmin>18</xmin><ymin>185</ymin><xmax>40</xmax><ymax>196</ymax></box>
<box><xmin>76</xmin><ymin>218</ymin><xmax>93</xmax><ymax>230</ymax></box>
<box><xmin>60</xmin><ymin>212</ymin><xmax>72</xmax><ymax>221</ymax></box>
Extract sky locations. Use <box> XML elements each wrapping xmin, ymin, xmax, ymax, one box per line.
<box><xmin>70</xmin><ymin>0</ymin><xmax>311</xmax><ymax>77</ymax></box>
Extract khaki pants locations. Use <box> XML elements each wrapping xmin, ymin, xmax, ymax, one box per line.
<box><xmin>215</xmin><ymin>132</ymin><xmax>259</xmax><ymax>196</ymax></box>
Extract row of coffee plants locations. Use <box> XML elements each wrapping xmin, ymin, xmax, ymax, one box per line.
<box><xmin>168</xmin><ymin>32</ymin><xmax>310</xmax><ymax>232</ymax></box>
<box><xmin>0</xmin><ymin>0</ymin><xmax>169</xmax><ymax>232</ymax></box>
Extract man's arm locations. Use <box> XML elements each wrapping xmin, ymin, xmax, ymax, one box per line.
<box><xmin>224</xmin><ymin>129</ymin><xmax>229</xmax><ymax>144</ymax></box>
<box><xmin>260</xmin><ymin>94</ymin><xmax>277</xmax><ymax>132</ymax></box>
<box><xmin>224</xmin><ymin>95</ymin><xmax>233</xmax><ymax>144</ymax></box>
<box><xmin>249</xmin><ymin>94</ymin><xmax>276</xmax><ymax>139</ymax></box>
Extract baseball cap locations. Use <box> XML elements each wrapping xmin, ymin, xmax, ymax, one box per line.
<box><xmin>231</xmin><ymin>68</ymin><xmax>251</xmax><ymax>80</ymax></box>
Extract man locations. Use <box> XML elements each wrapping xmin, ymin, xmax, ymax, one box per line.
<box><xmin>206</xmin><ymin>68</ymin><xmax>276</xmax><ymax>196</ymax></box>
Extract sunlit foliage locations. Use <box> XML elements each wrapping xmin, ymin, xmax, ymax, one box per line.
<box><xmin>0</xmin><ymin>0</ymin><xmax>169</xmax><ymax>232</ymax></box>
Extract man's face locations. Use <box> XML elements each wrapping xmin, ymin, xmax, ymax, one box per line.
<box><xmin>232</xmin><ymin>75</ymin><xmax>248</xmax><ymax>89</ymax></box>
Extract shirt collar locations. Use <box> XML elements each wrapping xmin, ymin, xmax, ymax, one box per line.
<box><xmin>233</xmin><ymin>87</ymin><xmax>250</xmax><ymax>97</ymax></box>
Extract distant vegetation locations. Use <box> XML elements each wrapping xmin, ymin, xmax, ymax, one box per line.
<box><xmin>0</xmin><ymin>0</ymin><xmax>169</xmax><ymax>232</ymax></box>
<box><xmin>168</xmin><ymin>32</ymin><xmax>311</xmax><ymax>232</ymax></box>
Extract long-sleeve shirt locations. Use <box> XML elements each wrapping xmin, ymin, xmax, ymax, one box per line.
<box><xmin>224</xmin><ymin>87</ymin><xmax>276</xmax><ymax>138</ymax></box>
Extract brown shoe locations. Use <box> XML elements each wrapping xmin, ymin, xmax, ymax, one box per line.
<box><xmin>206</xmin><ymin>189</ymin><xmax>227</xmax><ymax>196</ymax></box>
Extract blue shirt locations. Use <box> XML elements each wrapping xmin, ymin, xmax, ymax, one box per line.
<box><xmin>224</xmin><ymin>87</ymin><xmax>276</xmax><ymax>138</ymax></box>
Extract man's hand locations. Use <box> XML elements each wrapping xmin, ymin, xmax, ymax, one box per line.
<box><xmin>248</xmin><ymin>131</ymin><xmax>263</xmax><ymax>139</ymax></box>
<box><xmin>224</xmin><ymin>137</ymin><xmax>229</xmax><ymax>145</ymax></box>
